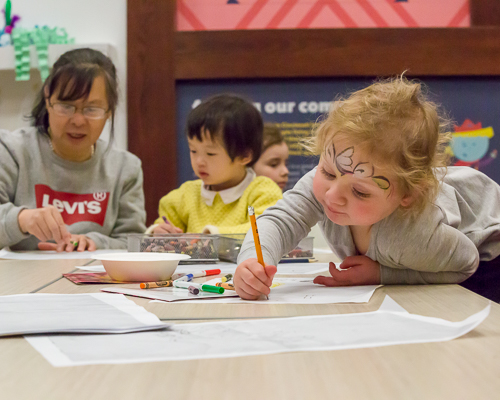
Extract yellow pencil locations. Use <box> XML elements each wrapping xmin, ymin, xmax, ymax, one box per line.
<box><xmin>249</xmin><ymin>206</ymin><xmax>269</xmax><ymax>300</ymax></box>
<box><xmin>248</xmin><ymin>206</ymin><xmax>265</xmax><ymax>268</ymax></box>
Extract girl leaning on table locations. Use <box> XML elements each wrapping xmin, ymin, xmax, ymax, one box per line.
<box><xmin>0</xmin><ymin>48</ymin><xmax>146</xmax><ymax>252</ymax></box>
<box><xmin>234</xmin><ymin>76</ymin><xmax>500</xmax><ymax>302</ymax></box>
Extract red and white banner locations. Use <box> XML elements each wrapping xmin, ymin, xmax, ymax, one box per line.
<box><xmin>177</xmin><ymin>0</ymin><xmax>469</xmax><ymax>31</ymax></box>
<box><xmin>35</xmin><ymin>184</ymin><xmax>109</xmax><ymax>226</ymax></box>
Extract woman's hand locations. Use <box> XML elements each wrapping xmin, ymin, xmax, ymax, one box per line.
<box><xmin>18</xmin><ymin>206</ymin><xmax>71</xmax><ymax>251</ymax></box>
<box><xmin>234</xmin><ymin>258</ymin><xmax>277</xmax><ymax>300</ymax></box>
<box><xmin>313</xmin><ymin>255</ymin><xmax>381</xmax><ymax>287</ymax></box>
<box><xmin>38</xmin><ymin>234</ymin><xmax>97</xmax><ymax>252</ymax></box>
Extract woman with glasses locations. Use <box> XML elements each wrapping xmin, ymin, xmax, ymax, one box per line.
<box><xmin>0</xmin><ymin>48</ymin><xmax>146</xmax><ymax>252</ymax></box>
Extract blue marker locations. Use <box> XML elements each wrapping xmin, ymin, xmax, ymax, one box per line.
<box><xmin>174</xmin><ymin>273</ymin><xmax>194</xmax><ymax>282</ymax></box>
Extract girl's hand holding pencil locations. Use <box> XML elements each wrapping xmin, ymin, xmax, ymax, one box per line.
<box><xmin>234</xmin><ymin>258</ymin><xmax>277</xmax><ymax>300</ymax></box>
<box><xmin>235</xmin><ymin>206</ymin><xmax>276</xmax><ymax>300</ymax></box>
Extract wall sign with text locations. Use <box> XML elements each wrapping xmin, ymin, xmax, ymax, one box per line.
<box><xmin>176</xmin><ymin>78</ymin><xmax>500</xmax><ymax>190</ymax></box>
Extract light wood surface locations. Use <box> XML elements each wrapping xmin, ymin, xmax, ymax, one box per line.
<box><xmin>0</xmin><ymin>258</ymin><xmax>89</xmax><ymax>295</ymax></box>
<box><xmin>1</xmin><ymin>259</ymin><xmax>499</xmax><ymax>400</ymax></box>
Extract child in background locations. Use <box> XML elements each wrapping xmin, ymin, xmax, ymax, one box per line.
<box><xmin>148</xmin><ymin>94</ymin><xmax>282</xmax><ymax>235</ymax></box>
<box><xmin>253</xmin><ymin>123</ymin><xmax>289</xmax><ymax>191</ymax></box>
<box><xmin>235</xmin><ymin>76</ymin><xmax>500</xmax><ymax>301</ymax></box>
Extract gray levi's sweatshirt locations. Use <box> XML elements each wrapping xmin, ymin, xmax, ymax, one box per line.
<box><xmin>237</xmin><ymin>167</ymin><xmax>500</xmax><ymax>285</ymax></box>
<box><xmin>0</xmin><ymin>127</ymin><xmax>147</xmax><ymax>250</ymax></box>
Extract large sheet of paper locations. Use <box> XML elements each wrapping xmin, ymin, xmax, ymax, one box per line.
<box><xmin>0</xmin><ymin>293</ymin><xmax>167</xmax><ymax>336</ymax></box>
<box><xmin>25</xmin><ymin>296</ymin><xmax>490</xmax><ymax>367</ymax></box>
<box><xmin>177</xmin><ymin>278</ymin><xmax>380</xmax><ymax>304</ymax></box>
<box><xmin>0</xmin><ymin>248</ymin><xmax>125</xmax><ymax>260</ymax></box>
<box><xmin>105</xmin><ymin>278</ymin><xmax>377</xmax><ymax>304</ymax></box>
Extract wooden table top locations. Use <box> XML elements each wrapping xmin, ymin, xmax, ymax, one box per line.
<box><xmin>1</xmin><ymin>257</ymin><xmax>499</xmax><ymax>400</ymax></box>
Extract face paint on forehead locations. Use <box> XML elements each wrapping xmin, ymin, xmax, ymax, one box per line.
<box><xmin>324</xmin><ymin>143</ymin><xmax>391</xmax><ymax>191</ymax></box>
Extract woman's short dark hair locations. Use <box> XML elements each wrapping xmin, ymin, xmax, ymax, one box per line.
<box><xmin>186</xmin><ymin>94</ymin><xmax>263</xmax><ymax>166</ymax></box>
<box><xmin>30</xmin><ymin>48</ymin><xmax>118</xmax><ymax>142</ymax></box>
<box><xmin>262</xmin><ymin>123</ymin><xmax>285</xmax><ymax>152</ymax></box>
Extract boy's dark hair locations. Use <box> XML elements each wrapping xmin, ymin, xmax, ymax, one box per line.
<box><xmin>186</xmin><ymin>94</ymin><xmax>263</xmax><ymax>166</ymax></box>
<box><xmin>30</xmin><ymin>48</ymin><xmax>118</xmax><ymax>143</ymax></box>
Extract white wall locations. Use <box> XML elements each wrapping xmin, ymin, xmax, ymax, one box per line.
<box><xmin>0</xmin><ymin>0</ymin><xmax>128</xmax><ymax>149</ymax></box>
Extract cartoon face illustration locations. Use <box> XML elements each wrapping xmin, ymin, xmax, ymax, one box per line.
<box><xmin>451</xmin><ymin>136</ymin><xmax>490</xmax><ymax>162</ymax></box>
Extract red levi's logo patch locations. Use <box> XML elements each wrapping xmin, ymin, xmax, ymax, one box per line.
<box><xmin>35</xmin><ymin>184</ymin><xmax>109</xmax><ymax>226</ymax></box>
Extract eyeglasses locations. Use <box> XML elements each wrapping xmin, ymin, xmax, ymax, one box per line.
<box><xmin>48</xmin><ymin>101</ymin><xmax>109</xmax><ymax>120</ymax></box>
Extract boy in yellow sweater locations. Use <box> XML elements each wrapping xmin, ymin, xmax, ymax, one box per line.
<box><xmin>148</xmin><ymin>94</ymin><xmax>283</xmax><ymax>234</ymax></box>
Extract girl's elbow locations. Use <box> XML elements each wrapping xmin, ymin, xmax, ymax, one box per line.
<box><xmin>457</xmin><ymin>251</ymin><xmax>480</xmax><ymax>283</ymax></box>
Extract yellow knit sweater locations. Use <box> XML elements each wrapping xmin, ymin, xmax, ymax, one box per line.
<box><xmin>154</xmin><ymin>176</ymin><xmax>282</xmax><ymax>234</ymax></box>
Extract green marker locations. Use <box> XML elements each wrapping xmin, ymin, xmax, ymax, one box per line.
<box><xmin>201</xmin><ymin>284</ymin><xmax>224</xmax><ymax>294</ymax></box>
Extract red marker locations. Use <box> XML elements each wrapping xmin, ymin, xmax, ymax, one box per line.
<box><xmin>173</xmin><ymin>269</ymin><xmax>221</xmax><ymax>282</ymax></box>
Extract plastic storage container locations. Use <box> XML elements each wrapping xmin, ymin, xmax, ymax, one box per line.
<box><xmin>217</xmin><ymin>234</ymin><xmax>314</xmax><ymax>263</ymax></box>
<box><xmin>217</xmin><ymin>233</ymin><xmax>246</xmax><ymax>263</ymax></box>
<box><xmin>127</xmin><ymin>233</ymin><xmax>219</xmax><ymax>263</ymax></box>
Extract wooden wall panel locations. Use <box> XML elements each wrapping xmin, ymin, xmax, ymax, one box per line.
<box><xmin>470</xmin><ymin>0</ymin><xmax>500</xmax><ymax>26</ymax></box>
<box><xmin>127</xmin><ymin>0</ymin><xmax>176</xmax><ymax>224</ymax></box>
<box><xmin>175</xmin><ymin>28</ymin><xmax>500</xmax><ymax>79</ymax></box>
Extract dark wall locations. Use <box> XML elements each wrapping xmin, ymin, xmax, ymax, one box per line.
<box><xmin>177</xmin><ymin>78</ymin><xmax>500</xmax><ymax>188</ymax></box>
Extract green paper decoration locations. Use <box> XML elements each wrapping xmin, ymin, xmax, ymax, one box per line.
<box><xmin>11</xmin><ymin>26</ymin><xmax>75</xmax><ymax>81</ymax></box>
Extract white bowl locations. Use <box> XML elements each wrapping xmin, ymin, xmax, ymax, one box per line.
<box><xmin>91</xmin><ymin>252</ymin><xmax>191</xmax><ymax>282</ymax></box>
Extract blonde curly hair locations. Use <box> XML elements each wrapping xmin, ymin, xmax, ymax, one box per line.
<box><xmin>309</xmin><ymin>76</ymin><xmax>452</xmax><ymax>216</ymax></box>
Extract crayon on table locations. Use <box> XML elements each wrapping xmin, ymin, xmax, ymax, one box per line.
<box><xmin>221</xmin><ymin>274</ymin><xmax>233</xmax><ymax>283</ymax></box>
<box><xmin>216</xmin><ymin>282</ymin><xmax>235</xmax><ymax>291</ymax></box>
<box><xmin>140</xmin><ymin>281</ymin><xmax>173</xmax><ymax>289</ymax></box>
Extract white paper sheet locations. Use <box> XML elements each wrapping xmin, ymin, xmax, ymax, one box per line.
<box><xmin>25</xmin><ymin>296</ymin><xmax>490</xmax><ymax>367</ymax></box>
<box><xmin>0</xmin><ymin>248</ymin><xmax>126</xmax><ymax>260</ymax></box>
<box><xmin>0</xmin><ymin>293</ymin><xmax>167</xmax><ymax>336</ymax></box>
<box><xmin>101</xmin><ymin>286</ymin><xmax>239</xmax><ymax>302</ymax></box>
<box><xmin>176</xmin><ymin>278</ymin><xmax>380</xmax><ymax>304</ymax></box>
<box><xmin>275</xmin><ymin>262</ymin><xmax>330</xmax><ymax>275</ymax></box>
